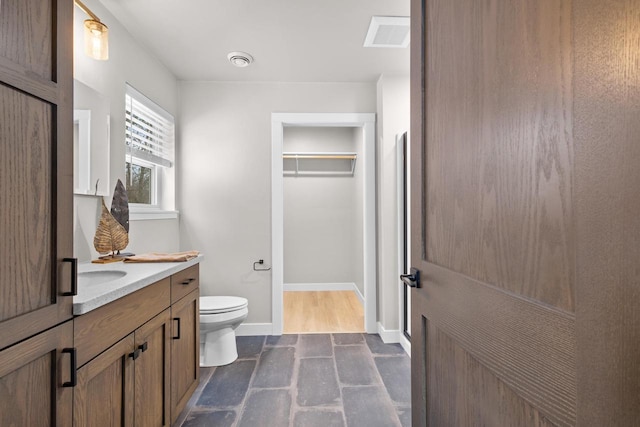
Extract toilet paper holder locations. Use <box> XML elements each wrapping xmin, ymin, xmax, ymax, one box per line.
<box><xmin>253</xmin><ymin>259</ymin><xmax>271</xmax><ymax>271</ymax></box>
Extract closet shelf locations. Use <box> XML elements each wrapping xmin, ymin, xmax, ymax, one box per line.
<box><xmin>283</xmin><ymin>151</ymin><xmax>357</xmax><ymax>176</ymax></box>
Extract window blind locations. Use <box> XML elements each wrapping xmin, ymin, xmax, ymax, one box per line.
<box><xmin>125</xmin><ymin>84</ymin><xmax>174</xmax><ymax>168</ymax></box>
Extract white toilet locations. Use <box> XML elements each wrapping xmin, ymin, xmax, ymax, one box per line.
<box><xmin>199</xmin><ymin>296</ymin><xmax>249</xmax><ymax>367</ymax></box>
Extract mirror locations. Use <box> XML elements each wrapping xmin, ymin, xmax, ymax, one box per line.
<box><xmin>74</xmin><ymin>79</ymin><xmax>110</xmax><ymax>196</ymax></box>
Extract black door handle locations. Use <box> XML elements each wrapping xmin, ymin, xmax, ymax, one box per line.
<box><xmin>62</xmin><ymin>258</ymin><xmax>77</xmax><ymax>296</ymax></box>
<box><xmin>400</xmin><ymin>268</ymin><xmax>420</xmax><ymax>288</ymax></box>
<box><xmin>139</xmin><ymin>342</ymin><xmax>148</xmax><ymax>352</ymax></box>
<box><xmin>62</xmin><ymin>348</ymin><xmax>77</xmax><ymax>387</ymax></box>
<box><xmin>173</xmin><ymin>317</ymin><xmax>181</xmax><ymax>340</ymax></box>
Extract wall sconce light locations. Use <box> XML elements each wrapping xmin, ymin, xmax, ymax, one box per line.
<box><xmin>74</xmin><ymin>0</ymin><xmax>109</xmax><ymax>60</ymax></box>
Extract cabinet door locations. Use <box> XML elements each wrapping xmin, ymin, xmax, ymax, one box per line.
<box><xmin>0</xmin><ymin>0</ymin><xmax>74</xmax><ymax>350</ymax></box>
<box><xmin>74</xmin><ymin>334</ymin><xmax>135</xmax><ymax>427</ymax></box>
<box><xmin>0</xmin><ymin>321</ymin><xmax>73</xmax><ymax>426</ymax></box>
<box><xmin>135</xmin><ymin>309</ymin><xmax>171</xmax><ymax>427</ymax></box>
<box><xmin>170</xmin><ymin>288</ymin><xmax>199</xmax><ymax>423</ymax></box>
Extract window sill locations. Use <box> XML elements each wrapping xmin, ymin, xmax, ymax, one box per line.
<box><xmin>129</xmin><ymin>209</ymin><xmax>179</xmax><ymax>221</ymax></box>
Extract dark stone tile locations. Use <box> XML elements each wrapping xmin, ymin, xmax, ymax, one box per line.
<box><xmin>294</xmin><ymin>410</ymin><xmax>345</xmax><ymax>427</ymax></box>
<box><xmin>334</xmin><ymin>345</ymin><xmax>378</xmax><ymax>385</ymax></box>
<box><xmin>397</xmin><ymin>407</ymin><xmax>412</xmax><ymax>427</ymax></box>
<box><xmin>333</xmin><ymin>333</ymin><xmax>364</xmax><ymax>345</ymax></box>
<box><xmin>374</xmin><ymin>356</ymin><xmax>411</xmax><ymax>404</ymax></box>
<box><xmin>343</xmin><ymin>386</ymin><xmax>401</xmax><ymax>427</ymax></box>
<box><xmin>197</xmin><ymin>360</ymin><xmax>255</xmax><ymax>407</ymax></box>
<box><xmin>266</xmin><ymin>334</ymin><xmax>298</xmax><ymax>346</ymax></box>
<box><xmin>237</xmin><ymin>389</ymin><xmax>291</xmax><ymax>427</ymax></box>
<box><xmin>252</xmin><ymin>347</ymin><xmax>295</xmax><ymax>388</ymax></box>
<box><xmin>299</xmin><ymin>334</ymin><xmax>333</xmax><ymax>357</ymax></box>
<box><xmin>182</xmin><ymin>410</ymin><xmax>236</xmax><ymax>427</ymax></box>
<box><xmin>236</xmin><ymin>336</ymin><xmax>265</xmax><ymax>359</ymax></box>
<box><xmin>297</xmin><ymin>358</ymin><xmax>340</xmax><ymax>407</ymax></box>
<box><xmin>364</xmin><ymin>334</ymin><xmax>405</xmax><ymax>355</ymax></box>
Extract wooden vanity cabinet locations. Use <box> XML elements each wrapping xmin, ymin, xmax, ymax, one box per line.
<box><xmin>74</xmin><ymin>269</ymin><xmax>199</xmax><ymax>427</ymax></box>
<box><xmin>74</xmin><ymin>309</ymin><xmax>172</xmax><ymax>427</ymax></box>
<box><xmin>170</xmin><ymin>288</ymin><xmax>200</xmax><ymax>424</ymax></box>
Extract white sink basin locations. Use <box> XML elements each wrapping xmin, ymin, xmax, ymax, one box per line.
<box><xmin>78</xmin><ymin>270</ymin><xmax>127</xmax><ymax>287</ymax></box>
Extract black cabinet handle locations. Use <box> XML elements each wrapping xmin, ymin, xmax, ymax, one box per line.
<box><xmin>180</xmin><ymin>278</ymin><xmax>195</xmax><ymax>285</ymax></box>
<box><xmin>400</xmin><ymin>268</ymin><xmax>420</xmax><ymax>288</ymax></box>
<box><xmin>62</xmin><ymin>258</ymin><xmax>77</xmax><ymax>296</ymax></box>
<box><xmin>62</xmin><ymin>348</ymin><xmax>77</xmax><ymax>387</ymax></box>
<box><xmin>129</xmin><ymin>349</ymin><xmax>141</xmax><ymax>360</ymax></box>
<box><xmin>173</xmin><ymin>317</ymin><xmax>181</xmax><ymax>340</ymax></box>
<box><xmin>139</xmin><ymin>342</ymin><xmax>148</xmax><ymax>353</ymax></box>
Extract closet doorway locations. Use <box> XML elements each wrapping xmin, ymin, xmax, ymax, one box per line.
<box><xmin>271</xmin><ymin>113</ymin><xmax>376</xmax><ymax>335</ymax></box>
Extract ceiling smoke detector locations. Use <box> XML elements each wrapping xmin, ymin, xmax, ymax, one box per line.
<box><xmin>227</xmin><ymin>51</ymin><xmax>254</xmax><ymax>68</ymax></box>
<box><xmin>363</xmin><ymin>16</ymin><xmax>410</xmax><ymax>48</ymax></box>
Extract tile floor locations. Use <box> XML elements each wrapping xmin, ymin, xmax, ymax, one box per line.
<box><xmin>174</xmin><ymin>333</ymin><xmax>411</xmax><ymax>427</ymax></box>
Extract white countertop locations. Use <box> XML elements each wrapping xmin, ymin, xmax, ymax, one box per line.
<box><xmin>74</xmin><ymin>255</ymin><xmax>203</xmax><ymax>315</ymax></box>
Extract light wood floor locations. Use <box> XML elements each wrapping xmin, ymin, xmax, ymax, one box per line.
<box><xmin>283</xmin><ymin>291</ymin><xmax>365</xmax><ymax>334</ymax></box>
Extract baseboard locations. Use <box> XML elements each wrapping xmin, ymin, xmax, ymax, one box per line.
<box><xmin>398</xmin><ymin>333</ymin><xmax>411</xmax><ymax>356</ymax></box>
<box><xmin>284</xmin><ymin>282</ymin><xmax>355</xmax><ymax>291</ymax></box>
<box><xmin>236</xmin><ymin>323</ymin><xmax>273</xmax><ymax>336</ymax></box>
<box><xmin>376</xmin><ymin>322</ymin><xmax>410</xmax><ymax>356</ymax></box>
<box><xmin>353</xmin><ymin>285</ymin><xmax>365</xmax><ymax>305</ymax></box>
<box><xmin>284</xmin><ymin>282</ymin><xmax>365</xmax><ymax>307</ymax></box>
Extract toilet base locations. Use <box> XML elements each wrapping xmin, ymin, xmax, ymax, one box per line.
<box><xmin>200</xmin><ymin>326</ymin><xmax>238</xmax><ymax>367</ymax></box>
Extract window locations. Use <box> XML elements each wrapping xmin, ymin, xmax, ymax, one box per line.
<box><xmin>125</xmin><ymin>84</ymin><xmax>175</xmax><ymax>213</ymax></box>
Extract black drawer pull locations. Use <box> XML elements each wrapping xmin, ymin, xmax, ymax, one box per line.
<box><xmin>173</xmin><ymin>317</ymin><xmax>181</xmax><ymax>340</ymax></box>
<box><xmin>129</xmin><ymin>349</ymin><xmax>141</xmax><ymax>360</ymax></box>
<box><xmin>180</xmin><ymin>278</ymin><xmax>195</xmax><ymax>285</ymax></box>
<box><xmin>139</xmin><ymin>342</ymin><xmax>148</xmax><ymax>352</ymax></box>
<box><xmin>62</xmin><ymin>348</ymin><xmax>77</xmax><ymax>387</ymax></box>
<box><xmin>62</xmin><ymin>258</ymin><xmax>77</xmax><ymax>296</ymax></box>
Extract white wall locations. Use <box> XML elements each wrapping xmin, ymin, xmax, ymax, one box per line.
<box><xmin>179</xmin><ymin>82</ymin><xmax>376</xmax><ymax>324</ymax></box>
<box><xmin>283</xmin><ymin>127</ymin><xmax>364</xmax><ymax>294</ymax></box>
<box><xmin>376</xmin><ymin>74</ymin><xmax>410</xmax><ymax>331</ymax></box>
<box><xmin>73</xmin><ymin>0</ymin><xmax>180</xmax><ymax>262</ymax></box>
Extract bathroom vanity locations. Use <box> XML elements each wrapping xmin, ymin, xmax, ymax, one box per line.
<box><xmin>73</xmin><ymin>258</ymin><xmax>201</xmax><ymax>426</ymax></box>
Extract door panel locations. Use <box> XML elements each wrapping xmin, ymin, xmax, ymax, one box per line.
<box><xmin>135</xmin><ymin>309</ymin><xmax>171</xmax><ymax>427</ymax></box>
<box><xmin>0</xmin><ymin>0</ymin><xmax>73</xmax><ymax>350</ymax></box>
<box><xmin>410</xmin><ymin>0</ymin><xmax>576</xmax><ymax>425</ymax></box>
<box><xmin>0</xmin><ymin>321</ymin><xmax>73</xmax><ymax>426</ymax></box>
<box><xmin>411</xmin><ymin>0</ymin><xmax>640</xmax><ymax>425</ymax></box>
<box><xmin>427</xmin><ymin>324</ymin><xmax>556</xmax><ymax>427</ymax></box>
<box><xmin>171</xmin><ymin>289</ymin><xmax>199</xmax><ymax>423</ymax></box>
<box><xmin>74</xmin><ymin>334</ymin><xmax>135</xmax><ymax>427</ymax></box>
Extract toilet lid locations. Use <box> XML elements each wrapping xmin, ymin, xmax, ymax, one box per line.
<box><xmin>200</xmin><ymin>296</ymin><xmax>248</xmax><ymax>314</ymax></box>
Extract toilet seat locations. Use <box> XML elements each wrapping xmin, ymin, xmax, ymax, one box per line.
<box><xmin>200</xmin><ymin>296</ymin><xmax>248</xmax><ymax>314</ymax></box>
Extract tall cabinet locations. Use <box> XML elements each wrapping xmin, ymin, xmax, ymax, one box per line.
<box><xmin>0</xmin><ymin>0</ymin><xmax>75</xmax><ymax>425</ymax></box>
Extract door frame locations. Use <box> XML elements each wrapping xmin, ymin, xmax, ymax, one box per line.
<box><xmin>271</xmin><ymin>112</ymin><xmax>377</xmax><ymax>334</ymax></box>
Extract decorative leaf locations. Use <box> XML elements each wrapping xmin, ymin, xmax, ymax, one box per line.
<box><xmin>110</xmin><ymin>179</ymin><xmax>130</xmax><ymax>232</ymax></box>
<box><xmin>94</xmin><ymin>198</ymin><xmax>129</xmax><ymax>254</ymax></box>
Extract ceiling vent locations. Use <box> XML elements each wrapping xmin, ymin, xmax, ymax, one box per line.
<box><xmin>363</xmin><ymin>16</ymin><xmax>410</xmax><ymax>48</ymax></box>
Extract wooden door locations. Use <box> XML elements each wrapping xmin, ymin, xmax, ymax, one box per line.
<box><xmin>0</xmin><ymin>321</ymin><xmax>73</xmax><ymax>426</ymax></box>
<box><xmin>170</xmin><ymin>289</ymin><xmax>199</xmax><ymax>423</ymax></box>
<box><xmin>0</xmin><ymin>0</ymin><xmax>74</xmax><ymax>350</ymax></box>
<box><xmin>135</xmin><ymin>309</ymin><xmax>171</xmax><ymax>427</ymax></box>
<box><xmin>410</xmin><ymin>0</ymin><xmax>640</xmax><ymax>425</ymax></box>
<box><xmin>74</xmin><ymin>334</ymin><xmax>135</xmax><ymax>427</ymax></box>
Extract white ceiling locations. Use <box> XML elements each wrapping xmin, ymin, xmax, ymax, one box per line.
<box><xmin>100</xmin><ymin>0</ymin><xmax>410</xmax><ymax>82</ymax></box>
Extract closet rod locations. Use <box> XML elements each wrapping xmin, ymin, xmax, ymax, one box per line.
<box><xmin>282</xmin><ymin>153</ymin><xmax>357</xmax><ymax>160</ymax></box>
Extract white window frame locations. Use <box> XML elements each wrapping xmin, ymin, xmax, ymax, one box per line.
<box><xmin>125</xmin><ymin>84</ymin><xmax>178</xmax><ymax>220</ymax></box>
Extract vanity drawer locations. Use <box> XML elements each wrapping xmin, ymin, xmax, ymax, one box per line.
<box><xmin>171</xmin><ymin>264</ymin><xmax>199</xmax><ymax>303</ymax></box>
